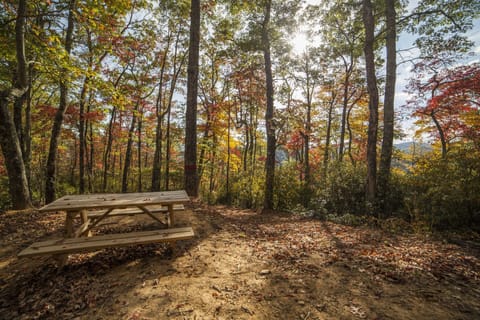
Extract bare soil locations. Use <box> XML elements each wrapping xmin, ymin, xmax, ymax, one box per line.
<box><xmin>1</xmin><ymin>203</ymin><xmax>479</xmax><ymax>320</ymax></box>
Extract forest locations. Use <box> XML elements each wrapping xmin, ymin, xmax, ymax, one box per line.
<box><xmin>1</xmin><ymin>0</ymin><xmax>480</xmax><ymax>226</ymax></box>
<box><xmin>1</xmin><ymin>0</ymin><xmax>480</xmax><ymax>319</ymax></box>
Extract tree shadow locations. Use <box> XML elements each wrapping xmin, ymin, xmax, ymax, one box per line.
<box><xmin>0</xmin><ymin>205</ymin><xmax>220</xmax><ymax>319</ymax></box>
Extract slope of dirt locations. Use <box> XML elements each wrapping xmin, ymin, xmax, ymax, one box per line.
<box><xmin>1</xmin><ymin>204</ymin><xmax>479</xmax><ymax>319</ymax></box>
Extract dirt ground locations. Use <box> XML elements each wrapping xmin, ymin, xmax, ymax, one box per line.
<box><xmin>1</xmin><ymin>203</ymin><xmax>479</xmax><ymax>320</ymax></box>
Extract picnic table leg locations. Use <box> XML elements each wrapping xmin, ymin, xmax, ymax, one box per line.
<box><xmin>167</xmin><ymin>204</ymin><xmax>174</xmax><ymax>227</ymax></box>
<box><xmin>79</xmin><ymin>210</ymin><xmax>92</xmax><ymax>237</ymax></box>
<box><xmin>65</xmin><ymin>211</ymin><xmax>76</xmax><ymax>237</ymax></box>
<box><xmin>55</xmin><ymin>211</ymin><xmax>78</xmax><ymax>268</ymax></box>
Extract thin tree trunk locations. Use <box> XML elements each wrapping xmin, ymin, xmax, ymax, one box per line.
<box><xmin>137</xmin><ymin>108</ymin><xmax>143</xmax><ymax>192</ymax></box>
<box><xmin>70</xmin><ymin>137</ymin><xmax>77</xmax><ymax>185</ymax></box>
<box><xmin>88</xmin><ymin>110</ymin><xmax>94</xmax><ymax>192</ymax></box>
<box><xmin>24</xmin><ymin>64</ymin><xmax>33</xmax><ymax>187</ymax></box>
<box><xmin>184</xmin><ymin>0</ymin><xmax>200</xmax><ymax>197</ymax></box>
<box><xmin>431</xmin><ymin>112</ymin><xmax>447</xmax><ymax>158</ymax></box>
<box><xmin>102</xmin><ymin>65</ymin><xmax>127</xmax><ymax>192</ymax></box>
<box><xmin>122</xmin><ymin>103</ymin><xmax>139</xmax><ymax>192</ymax></box>
<box><xmin>362</xmin><ymin>0</ymin><xmax>380</xmax><ymax>208</ymax></box>
<box><xmin>151</xmin><ymin>32</ymin><xmax>172</xmax><ymax>191</ymax></box>
<box><xmin>378</xmin><ymin>0</ymin><xmax>397</xmax><ymax>216</ymax></box>
<box><xmin>165</xmin><ymin>39</ymin><xmax>186</xmax><ymax>191</ymax></box>
<box><xmin>45</xmin><ymin>0</ymin><xmax>76</xmax><ymax>203</ymax></box>
<box><xmin>165</xmin><ymin>101</ymin><xmax>172</xmax><ymax>191</ymax></box>
<box><xmin>339</xmin><ymin>57</ymin><xmax>353</xmax><ymax>161</ymax></box>
<box><xmin>78</xmin><ymin>76</ymin><xmax>88</xmax><ymax>194</ymax></box>
<box><xmin>226</xmin><ymin>101</ymin><xmax>231</xmax><ymax>203</ymax></box>
<box><xmin>347</xmin><ymin>103</ymin><xmax>355</xmax><ymax>166</ymax></box>
<box><xmin>103</xmin><ymin>107</ymin><xmax>116</xmax><ymax>191</ymax></box>
<box><xmin>262</xmin><ymin>0</ymin><xmax>276</xmax><ymax>211</ymax></box>
<box><xmin>323</xmin><ymin>90</ymin><xmax>336</xmax><ymax>179</ymax></box>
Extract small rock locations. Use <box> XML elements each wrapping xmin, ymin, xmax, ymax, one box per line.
<box><xmin>298</xmin><ymin>300</ymin><xmax>305</xmax><ymax>306</ymax></box>
<box><xmin>259</xmin><ymin>269</ymin><xmax>270</xmax><ymax>275</ymax></box>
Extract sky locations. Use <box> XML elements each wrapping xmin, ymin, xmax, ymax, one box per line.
<box><xmin>289</xmin><ymin>0</ymin><xmax>480</xmax><ymax>142</ymax></box>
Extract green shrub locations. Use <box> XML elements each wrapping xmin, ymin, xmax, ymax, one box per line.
<box><xmin>312</xmin><ymin>163</ymin><xmax>366</xmax><ymax>217</ymax></box>
<box><xmin>403</xmin><ymin>147</ymin><xmax>480</xmax><ymax>231</ymax></box>
<box><xmin>274</xmin><ymin>162</ymin><xmax>303</xmax><ymax>210</ymax></box>
<box><xmin>228</xmin><ymin>170</ymin><xmax>265</xmax><ymax>209</ymax></box>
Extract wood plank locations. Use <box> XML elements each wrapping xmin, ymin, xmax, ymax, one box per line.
<box><xmin>28</xmin><ymin>227</ymin><xmax>194</xmax><ymax>247</ymax></box>
<box><xmin>18</xmin><ymin>227</ymin><xmax>194</xmax><ymax>257</ymax></box>
<box><xmin>39</xmin><ymin>190</ymin><xmax>190</xmax><ymax>212</ymax></box>
<box><xmin>87</xmin><ymin>204</ymin><xmax>185</xmax><ymax>219</ymax></box>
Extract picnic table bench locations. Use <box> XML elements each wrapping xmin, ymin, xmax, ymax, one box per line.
<box><xmin>18</xmin><ymin>190</ymin><xmax>194</xmax><ymax>264</ymax></box>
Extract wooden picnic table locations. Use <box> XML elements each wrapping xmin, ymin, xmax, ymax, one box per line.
<box><xmin>39</xmin><ymin>190</ymin><xmax>190</xmax><ymax>237</ymax></box>
<box><xmin>19</xmin><ymin>190</ymin><xmax>194</xmax><ymax>264</ymax></box>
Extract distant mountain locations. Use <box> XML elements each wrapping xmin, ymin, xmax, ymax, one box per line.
<box><xmin>394</xmin><ymin>142</ymin><xmax>432</xmax><ymax>154</ymax></box>
<box><xmin>393</xmin><ymin>142</ymin><xmax>433</xmax><ymax>171</ymax></box>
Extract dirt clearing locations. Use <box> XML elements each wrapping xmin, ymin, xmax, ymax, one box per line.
<box><xmin>1</xmin><ymin>204</ymin><xmax>479</xmax><ymax>319</ymax></box>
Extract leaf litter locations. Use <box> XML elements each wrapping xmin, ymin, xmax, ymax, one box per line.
<box><xmin>0</xmin><ymin>205</ymin><xmax>479</xmax><ymax>319</ymax></box>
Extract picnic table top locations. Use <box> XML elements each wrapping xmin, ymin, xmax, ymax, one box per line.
<box><xmin>39</xmin><ymin>190</ymin><xmax>190</xmax><ymax>212</ymax></box>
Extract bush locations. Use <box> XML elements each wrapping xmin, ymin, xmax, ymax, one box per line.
<box><xmin>403</xmin><ymin>147</ymin><xmax>480</xmax><ymax>231</ymax></box>
<box><xmin>228</xmin><ymin>170</ymin><xmax>265</xmax><ymax>209</ymax></box>
<box><xmin>312</xmin><ymin>163</ymin><xmax>366</xmax><ymax>217</ymax></box>
<box><xmin>274</xmin><ymin>162</ymin><xmax>303</xmax><ymax>211</ymax></box>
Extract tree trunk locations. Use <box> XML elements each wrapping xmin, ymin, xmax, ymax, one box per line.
<box><xmin>431</xmin><ymin>112</ymin><xmax>447</xmax><ymax>158</ymax></box>
<box><xmin>102</xmin><ymin>107</ymin><xmax>116</xmax><ymax>192</ymax></box>
<box><xmin>262</xmin><ymin>0</ymin><xmax>276</xmax><ymax>211</ymax></box>
<box><xmin>165</xmin><ymin>39</ymin><xmax>185</xmax><ymax>191</ymax></box>
<box><xmin>151</xmin><ymin>32</ymin><xmax>172</xmax><ymax>191</ymax></box>
<box><xmin>102</xmin><ymin>65</ymin><xmax>127</xmax><ymax>192</ymax></box>
<box><xmin>184</xmin><ymin>0</ymin><xmax>200</xmax><ymax>197</ymax></box>
<box><xmin>122</xmin><ymin>103</ymin><xmax>139</xmax><ymax>193</ymax></box>
<box><xmin>347</xmin><ymin>103</ymin><xmax>355</xmax><ymax>166</ymax></box>
<box><xmin>45</xmin><ymin>0</ymin><xmax>76</xmax><ymax>203</ymax></box>
<box><xmin>323</xmin><ymin>90</ymin><xmax>336</xmax><ymax>180</ymax></box>
<box><xmin>0</xmin><ymin>93</ymin><xmax>31</xmax><ymax>209</ymax></box>
<box><xmin>0</xmin><ymin>0</ymin><xmax>32</xmax><ymax>209</ymax></box>
<box><xmin>165</xmin><ymin>99</ymin><xmax>172</xmax><ymax>191</ymax></box>
<box><xmin>24</xmin><ymin>64</ymin><xmax>33</xmax><ymax>187</ymax></box>
<box><xmin>137</xmin><ymin>108</ymin><xmax>143</xmax><ymax>192</ymax></box>
<box><xmin>87</xmin><ymin>107</ymin><xmax>94</xmax><ymax>192</ymax></box>
<box><xmin>378</xmin><ymin>0</ymin><xmax>397</xmax><ymax>216</ymax></box>
<box><xmin>303</xmin><ymin>58</ymin><xmax>313</xmax><ymax>206</ymax></box>
<box><xmin>339</xmin><ymin>57</ymin><xmax>353</xmax><ymax>162</ymax></box>
<box><xmin>362</xmin><ymin>0</ymin><xmax>379</xmax><ymax>208</ymax></box>
<box><xmin>78</xmin><ymin>76</ymin><xmax>88</xmax><ymax>194</ymax></box>
<box><xmin>226</xmin><ymin>101</ymin><xmax>231</xmax><ymax>204</ymax></box>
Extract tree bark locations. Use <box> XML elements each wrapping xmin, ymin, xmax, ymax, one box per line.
<box><xmin>431</xmin><ymin>112</ymin><xmax>447</xmax><ymax>158</ymax></box>
<box><xmin>122</xmin><ymin>103</ymin><xmax>139</xmax><ymax>193</ymax></box>
<box><xmin>184</xmin><ymin>0</ymin><xmax>200</xmax><ymax>197</ymax></box>
<box><xmin>151</xmin><ymin>33</ymin><xmax>171</xmax><ymax>191</ymax></box>
<box><xmin>302</xmin><ymin>57</ymin><xmax>313</xmax><ymax>207</ymax></box>
<box><xmin>323</xmin><ymin>89</ymin><xmax>336</xmax><ymax>180</ymax></box>
<box><xmin>102</xmin><ymin>107</ymin><xmax>116</xmax><ymax>192</ymax></box>
<box><xmin>0</xmin><ymin>0</ymin><xmax>32</xmax><ymax>209</ymax></box>
<box><xmin>362</xmin><ymin>0</ymin><xmax>379</xmax><ymax>208</ymax></box>
<box><xmin>78</xmin><ymin>76</ymin><xmax>88</xmax><ymax>194</ymax></box>
<box><xmin>339</xmin><ymin>56</ymin><xmax>353</xmax><ymax>161</ymax></box>
<box><xmin>262</xmin><ymin>0</ymin><xmax>276</xmax><ymax>211</ymax></box>
<box><xmin>0</xmin><ymin>93</ymin><xmax>31</xmax><ymax>209</ymax></box>
<box><xmin>378</xmin><ymin>0</ymin><xmax>397</xmax><ymax>216</ymax></box>
<box><xmin>45</xmin><ymin>0</ymin><xmax>76</xmax><ymax>203</ymax></box>
<box><xmin>137</xmin><ymin>107</ymin><xmax>143</xmax><ymax>192</ymax></box>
